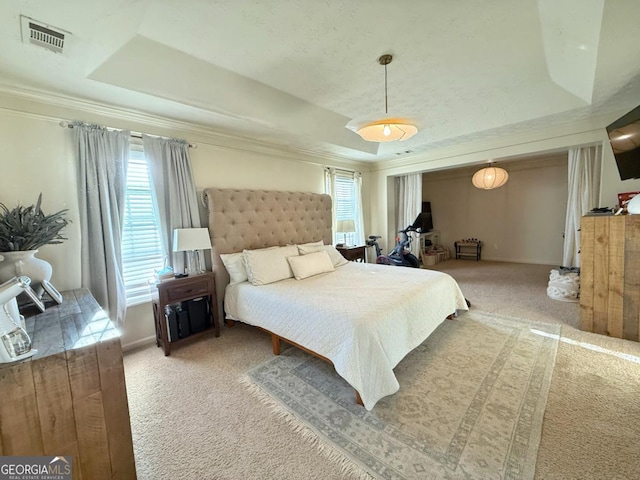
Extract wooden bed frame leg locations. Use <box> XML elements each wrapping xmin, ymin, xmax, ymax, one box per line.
<box><xmin>264</xmin><ymin>329</ymin><xmax>363</xmax><ymax>407</ymax></box>
<box><xmin>271</xmin><ymin>334</ymin><xmax>281</xmax><ymax>355</ymax></box>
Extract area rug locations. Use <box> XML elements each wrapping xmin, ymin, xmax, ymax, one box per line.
<box><xmin>244</xmin><ymin>311</ymin><xmax>560</xmax><ymax>480</ymax></box>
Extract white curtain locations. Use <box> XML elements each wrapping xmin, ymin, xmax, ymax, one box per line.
<box><xmin>142</xmin><ymin>135</ymin><xmax>201</xmax><ymax>275</ymax></box>
<box><xmin>324</xmin><ymin>168</ymin><xmax>365</xmax><ymax>246</ymax></box>
<box><xmin>74</xmin><ymin>122</ymin><xmax>130</xmax><ymax>325</ymax></box>
<box><xmin>395</xmin><ymin>174</ymin><xmax>422</xmax><ymax>254</ymax></box>
<box><xmin>563</xmin><ymin>144</ymin><xmax>602</xmax><ymax>267</ymax></box>
<box><xmin>354</xmin><ymin>172</ymin><xmax>365</xmax><ymax>246</ymax></box>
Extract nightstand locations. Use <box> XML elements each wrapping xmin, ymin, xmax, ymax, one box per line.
<box><xmin>336</xmin><ymin>245</ymin><xmax>366</xmax><ymax>262</ymax></box>
<box><xmin>151</xmin><ymin>272</ymin><xmax>220</xmax><ymax>356</ymax></box>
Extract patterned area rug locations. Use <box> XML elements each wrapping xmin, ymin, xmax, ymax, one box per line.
<box><xmin>245</xmin><ymin>311</ymin><xmax>560</xmax><ymax>480</ymax></box>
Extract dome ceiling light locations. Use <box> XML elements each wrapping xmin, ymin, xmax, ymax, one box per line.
<box><xmin>346</xmin><ymin>54</ymin><xmax>418</xmax><ymax>143</ymax></box>
<box><xmin>472</xmin><ymin>163</ymin><xmax>509</xmax><ymax>190</ymax></box>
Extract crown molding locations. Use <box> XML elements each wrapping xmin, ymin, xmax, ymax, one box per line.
<box><xmin>0</xmin><ymin>83</ymin><xmax>371</xmax><ymax>172</ymax></box>
<box><xmin>371</xmin><ymin>111</ymin><xmax>615</xmax><ymax>173</ymax></box>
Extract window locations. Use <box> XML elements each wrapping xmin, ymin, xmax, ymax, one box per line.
<box><xmin>325</xmin><ymin>168</ymin><xmax>362</xmax><ymax>246</ymax></box>
<box><xmin>121</xmin><ymin>149</ymin><xmax>165</xmax><ymax>305</ymax></box>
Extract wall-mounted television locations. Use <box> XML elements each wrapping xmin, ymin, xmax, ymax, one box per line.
<box><xmin>606</xmin><ymin>105</ymin><xmax>640</xmax><ymax>180</ymax></box>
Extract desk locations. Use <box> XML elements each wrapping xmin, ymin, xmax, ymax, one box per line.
<box><xmin>455</xmin><ymin>241</ymin><xmax>482</xmax><ymax>261</ymax></box>
<box><xmin>336</xmin><ymin>245</ymin><xmax>366</xmax><ymax>262</ymax></box>
<box><xmin>4</xmin><ymin>289</ymin><xmax>136</xmax><ymax>479</ymax></box>
<box><xmin>152</xmin><ymin>272</ymin><xmax>220</xmax><ymax>356</ymax></box>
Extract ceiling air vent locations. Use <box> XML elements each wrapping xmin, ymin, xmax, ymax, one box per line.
<box><xmin>20</xmin><ymin>15</ymin><xmax>69</xmax><ymax>54</ymax></box>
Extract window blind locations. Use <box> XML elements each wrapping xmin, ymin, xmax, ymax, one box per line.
<box><xmin>121</xmin><ymin>150</ymin><xmax>165</xmax><ymax>305</ymax></box>
<box><xmin>327</xmin><ymin>170</ymin><xmax>357</xmax><ymax>245</ymax></box>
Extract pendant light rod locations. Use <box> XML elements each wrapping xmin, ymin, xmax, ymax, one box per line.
<box><xmin>379</xmin><ymin>54</ymin><xmax>393</xmax><ymax>115</ymax></box>
<box><xmin>385</xmin><ymin>64</ymin><xmax>388</xmax><ymax>114</ymax></box>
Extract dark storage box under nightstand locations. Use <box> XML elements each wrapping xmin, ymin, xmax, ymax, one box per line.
<box><xmin>152</xmin><ymin>272</ymin><xmax>220</xmax><ymax>356</ymax></box>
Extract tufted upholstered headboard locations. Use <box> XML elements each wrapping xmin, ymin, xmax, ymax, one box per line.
<box><xmin>202</xmin><ymin>188</ymin><xmax>333</xmax><ymax>321</ymax></box>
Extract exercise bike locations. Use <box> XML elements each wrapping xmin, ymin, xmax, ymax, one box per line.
<box><xmin>366</xmin><ymin>212</ymin><xmax>432</xmax><ymax>268</ymax></box>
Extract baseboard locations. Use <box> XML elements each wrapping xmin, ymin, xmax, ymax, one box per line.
<box><xmin>480</xmin><ymin>256</ymin><xmax>561</xmax><ymax>266</ymax></box>
<box><xmin>122</xmin><ymin>335</ymin><xmax>156</xmax><ymax>352</ymax></box>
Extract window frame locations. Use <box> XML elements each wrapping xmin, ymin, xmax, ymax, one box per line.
<box><xmin>325</xmin><ymin>168</ymin><xmax>361</xmax><ymax>246</ymax></box>
<box><xmin>121</xmin><ymin>146</ymin><xmax>165</xmax><ymax>306</ymax></box>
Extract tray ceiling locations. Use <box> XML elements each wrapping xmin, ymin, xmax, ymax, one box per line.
<box><xmin>1</xmin><ymin>0</ymin><xmax>639</xmax><ymax>162</ymax></box>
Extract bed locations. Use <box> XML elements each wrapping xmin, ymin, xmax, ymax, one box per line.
<box><xmin>203</xmin><ymin>188</ymin><xmax>468</xmax><ymax>410</ymax></box>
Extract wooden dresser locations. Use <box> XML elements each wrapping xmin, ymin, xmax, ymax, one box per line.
<box><xmin>0</xmin><ymin>288</ymin><xmax>136</xmax><ymax>479</ymax></box>
<box><xmin>580</xmin><ymin>215</ymin><xmax>640</xmax><ymax>341</ymax></box>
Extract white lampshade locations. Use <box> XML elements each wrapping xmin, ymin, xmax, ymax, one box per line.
<box><xmin>336</xmin><ymin>219</ymin><xmax>356</xmax><ymax>233</ymax></box>
<box><xmin>172</xmin><ymin>228</ymin><xmax>212</xmax><ymax>275</ymax></box>
<box><xmin>336</xmin><ymin>219</ymin><xmax>356</xmax><ymax>247</ymax></box>
<box><xmin>472</xmin><ymin>166</ymin><xmax>509</xmax><ymax>190</ymax></box>
<box><xmin>172</xmin><ymin>228</ymin><xmax>212</xmax><ymax>252</ymax></box>
<box><xmin>351</xmin><ymin>118</ymin><xmax>419</xmax><ymax>142</ymax></box>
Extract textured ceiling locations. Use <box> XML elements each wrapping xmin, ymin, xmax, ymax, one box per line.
<box><xmin>1</xmin><ymin>0</ymin><xmax>639</xmax><ymax>162</ymax></box>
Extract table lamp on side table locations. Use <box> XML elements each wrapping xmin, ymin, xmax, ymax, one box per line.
<box><xmin>336</xmin><ymin>219</ymin><xmax>356</xmax><ymax>247</ymax></box>
<box><xmin>172</xmin><ymin>228</ymin><xmax>212</xmax><ymax>275</ymax></box>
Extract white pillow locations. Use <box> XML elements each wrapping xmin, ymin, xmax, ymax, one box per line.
<box><xmin>220</xmin><ymin>246</ymin><xmax>278</xmax><ymax>285</ymax></box>
<box><xmin>297</xmin><ymin>240</ymin><xmax>324</xmax><ymax>255</ymax></box>
<box><xmin>243</xmin><ymin>245</ymin><xmax>300</xmax><ymax>286</ymax></box>
<box><xmin>324</xmin><ymin>245</ymin><xmax>349</xmax><ymax>267</ymax></box>
<box><xmin>220</xmin><ymin>252</ymin><xmax>248</xmax><ymax>285</ymax></box>
<box><xmin>287</xmin><ymin>251</ymin><xmax>334</xmax><ymax>280</ymax></box>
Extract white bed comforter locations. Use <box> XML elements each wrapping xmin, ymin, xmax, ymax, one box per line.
<box><xmin>226</xmin><ymin>262</ymin><xmax>468</xmax><ymax>410</ymax></box>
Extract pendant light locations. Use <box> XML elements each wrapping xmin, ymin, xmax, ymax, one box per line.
<box><xmin>347</xmin><ymin>54</ymin><xmax>418</xmax><ymax>142</ymax></box>
<box><xmin>472</xmin><ymin>163</ymin><xmax>509</xmax><ymax>190</ymax></box>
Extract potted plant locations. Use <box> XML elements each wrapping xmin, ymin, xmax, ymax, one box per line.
<box><xmin>0</xmin><ymin>194</ymin><xmax>70</xmax><ymax>295</ymax></box>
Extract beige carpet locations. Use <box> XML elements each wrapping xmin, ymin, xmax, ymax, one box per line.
<box><xmin>124</xmin><ymin>260</ymin><xmax>640</xmax><ymax>479</ymax></box>
<box><xmin>432</xmin><ymin>261</ymin><xmax>640</xmax><ymax>480</ymax></box>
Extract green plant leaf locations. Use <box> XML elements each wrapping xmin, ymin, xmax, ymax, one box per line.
<box><xmin>0</xmin><ymin>194</ymin><xmax>70</xmax><ymax>251</ymax></box>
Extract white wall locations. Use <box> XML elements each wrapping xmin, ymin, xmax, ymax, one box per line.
<box><xmin>190</xmin><ymin>144</ymin><xmax>323</xmax><ymax>192</ymax></box>
<box><xmin>422</xmin><ymin>155</ymin><xmax>567</xmax><ymax>265</ymax></box>
<box><xmin>0</xmin><ymin>94</ymin><xmax>368</xmax><ymax>349</ymax></box>
<box><xmin>0</xmin><ymin>112</ymin><xmax>80</xmax><ymax>292</ymax></box>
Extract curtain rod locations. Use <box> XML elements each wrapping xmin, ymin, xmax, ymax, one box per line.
<box><xmin>59</xmin><ymin>121</ymin><xmax>197</xmax><ymax>148</ymax></box>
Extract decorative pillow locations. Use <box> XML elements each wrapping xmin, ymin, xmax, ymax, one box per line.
<box><xmin>324</xmin><ymin>245</ymin><xmax>349</xmax><ymax>267</ymax></box>
<box><xmin>243</xmin><ymin>245</ymin><xmax>300</xmax><ymax>286</ymax></box>
<box><xmin>219</xmin><ymin>252</ymin><xmax>248</xmax><ymax>285</ymax></box>
<box><xmin>287</xmin><ymin>250</ymin><xmax>334</xmax><ymax>280</ymax></box>
<box><xmin>297</xmin><ymin>240</ymin><xmax>324</xmax><ymax>255</ymax></box>
<box><xmin>220</xmin><ymin>246</ymin><xmax>278</xmax><ymax>285</ymax></box>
